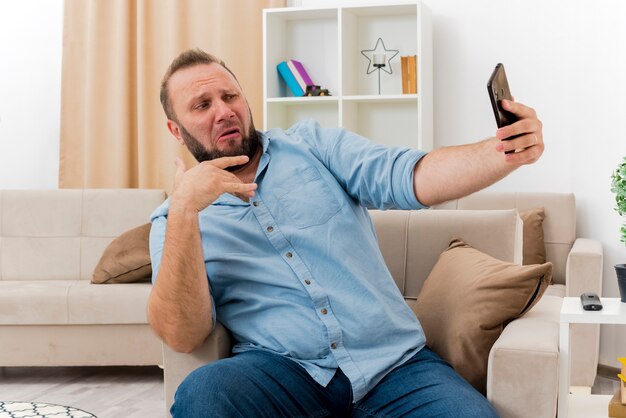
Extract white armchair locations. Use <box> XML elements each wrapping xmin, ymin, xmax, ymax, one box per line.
<box><xmin>163</xmin><ymin>209</ymin><xmax>531</xmax><ymax>416</ymax></box>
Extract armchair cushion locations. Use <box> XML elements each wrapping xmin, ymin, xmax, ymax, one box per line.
<box><xmin>520</xmin><ymin>207</ymin><xmax>547</xmax><ymax>265</ymax></box>
<box><xmin>91</xmin><ymin>223</ymin><xmax>152</xmax><ymax>284</ymax></box>
<box><xmin>412</xmin><ymin>238</ymin><xmax>553</xmax><ymax>393</ymax></box>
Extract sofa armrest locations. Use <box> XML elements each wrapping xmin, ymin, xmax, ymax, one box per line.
<box><xmin>163</xmin><ymin>322</ymin><xmax>232</xmax><ymax>416</ymax></box>
<box><xmin>486</xmin><ymin>295</ymin><xmax>561</xmax><ymax>418</ymax></box>
<box><xmin>565</xmin><ymin>238</ymin><xmax>603</xmax><ymax>297</ymax></box>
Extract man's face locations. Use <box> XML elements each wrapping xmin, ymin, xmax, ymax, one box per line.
<box><xmin>166</xmin><ymin>63</ymin><xmax>258</xmax><ymax>164</ymax></box>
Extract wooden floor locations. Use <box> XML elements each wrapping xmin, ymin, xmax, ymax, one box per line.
<box><xmin>0</xmin><ymin>366</ymin><xmax>164</xmax><ymax>418</ymax></box>
<box><xmin>0</xmin><ymin>365</ymin><xmax>621</xmax><ymax>418</ymax></box>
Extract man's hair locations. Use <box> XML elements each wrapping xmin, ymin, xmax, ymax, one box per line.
<box><xmin>159</xmin><ymin>48</ymin><xmax>238</xmax><ymax>121</ymax></box>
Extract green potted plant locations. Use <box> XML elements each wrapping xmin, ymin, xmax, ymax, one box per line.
<box><xmin>611</xmin><ymin>156</ymin><xmax>626</xmax><ymax>302</ymax></box>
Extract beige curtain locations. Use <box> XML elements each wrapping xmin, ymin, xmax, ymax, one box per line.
<box><xmin>60</xmin><ymin>0</ymin><xmax>284</xmax><ymax>191</ymax></box>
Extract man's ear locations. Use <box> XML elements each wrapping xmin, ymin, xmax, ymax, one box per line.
<box><xmin>167</xmin><ymin>120</ymin><xmax>186</xmax><ymax>146</ymax></box>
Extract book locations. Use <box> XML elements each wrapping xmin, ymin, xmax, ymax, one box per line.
<box><xmin>277</xmin><ymin>61</ymin><xmax>304</xmax><ymax>97</ymax></box>
<box><xmin>408</xmin><ymin>55</ymin><xmax>417</xmax><ymax>94</ymax></box>
<box><xmin>401</xmin><ymin>56</ymin><xmax>409</xmax><ymax>94</ymax></box>
<box><xmin>400</xmin><ymin>55</ymin><xmax>417</xmax><ymax>94</ymax></box>
<box><xmin>289</xmin><ymin>59</ymin><xmax>315</xmax><ymax>87</ymax></box>
<box><xmin>286</xmin><ymin>60</ymin><xmax>307</xmax><ymax>92</ymax></box>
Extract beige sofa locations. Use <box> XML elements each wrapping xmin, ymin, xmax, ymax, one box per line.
<box><xmin>161</xmin><ymin>192</ymin><xmax>602</xmax><ymax>418</ymax></box>
<box><xmin>0</xmin><ymin>189</ymin><xmax>166</xmax><ymax>367</ymax></box>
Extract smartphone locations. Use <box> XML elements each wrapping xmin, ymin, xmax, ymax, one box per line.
<box><xmin>487</xmin><ymin>63</ymin><xmax>520</xmax><ymax>152</ymax></box>
<box><xmin>580</xmin><ymin>292</ymin><xmax>603</xmax><ymax>311</ymax></box>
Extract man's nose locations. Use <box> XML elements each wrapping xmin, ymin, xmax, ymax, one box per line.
<box><xmin>215</xmin><ymin>100</ymin><xmax>235</xmax><ymax>122</ymax></box>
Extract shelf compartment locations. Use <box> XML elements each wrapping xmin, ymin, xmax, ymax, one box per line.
<box><xmin>264</xmin><ymin>8</ymin><xmax>339</xmax><ymax>99</ymax></box>
<box><xmin>341</xmin><ymin>4</ymin><xmax>418</xmax><ymax>97</ymax></box>
<box><xmin>342</xmin><ymin>100</ymin><xmax>419</xmax><ymax>149</ymax></box>
<box><xmin>265</xmin><ymin>99</ymin><xmax>339</xmax><ymax>131</ymax></box>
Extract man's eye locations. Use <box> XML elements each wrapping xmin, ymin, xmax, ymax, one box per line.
<box><xmin>224</xmin><ymin>94</ymin><xmax>237</xmax><ymax>101</ymax></box>
<box><xmin>195</xmin><ymin>101</ymin><xmax>208</xmax><ymax>110</ymax></box>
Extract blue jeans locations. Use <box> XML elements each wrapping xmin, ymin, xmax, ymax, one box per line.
<box><xmin>171</xmin><ymin>346</ymin><xmax>499</xmax><ymax>418</ymax></box>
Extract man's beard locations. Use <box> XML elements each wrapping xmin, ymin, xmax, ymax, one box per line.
<box><xmin>179</xmin><ymin>120</ymin><xmax>260</xmax><ymax>172</ymax></box>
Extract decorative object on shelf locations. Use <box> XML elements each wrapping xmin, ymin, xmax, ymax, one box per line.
<box><xmin>277</xmin><ymin>61</ymin><xmax>304</xmax><ymax>96</ymax></box>
<box><xmin>361</xmin><ymin>37</ymin><xmax>399</xmax><ymax>95</ymax></box>
<box><xmin>611</xmin><ymin>156</ymin><xmax>626</xmax><ymax>302</ymax></box>
<box><xmin>400</xmin><ymin>55</ymin><xmax>417</xmax><ymax>94</ymax></box>
<box><xmin>277</xmin><ymin>59</ymin><xmax>322</xmax><ymax>98</ymax></box>
<box><xmin>287</xmin><ymin>59</ymin><xmax>315</xmax><ymax>91</ymax></box>
<box><xmin>305</xmin><ymin>85</ymin><xmax>331</xmax><ymax>96</ymax></box>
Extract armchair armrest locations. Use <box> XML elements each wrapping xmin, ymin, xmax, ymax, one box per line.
<box><xmin>163</xmin><ymin>322</ymin><xmax>232</xmax><ymax>416</ymax></box>
<box><xmin>487</xmin><ymin>295</ymin><xmax>561</xmax><ymax>418</ymax></box>
<box><xmin>565</xmin><ymin>238</ymin><xmax>603</xmax><ymax>297</ymax></box>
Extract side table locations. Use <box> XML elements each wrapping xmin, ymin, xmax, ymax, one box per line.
<box><xmin>559</xmin><ymin>297</ymin><xmax>626</xmax><ymax>417</ymax></box>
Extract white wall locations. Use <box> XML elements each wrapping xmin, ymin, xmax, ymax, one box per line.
<box><xmin>0</xmin><ymin>0</ymin><xmax>63</xmax><ymax>189</ymax></box>
<box><xmin>3</xmin><ymin>0</ymin><xmax>626</xmax><ymax>366</ymax></box>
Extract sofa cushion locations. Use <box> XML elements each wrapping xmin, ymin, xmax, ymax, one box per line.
<box><xmin>0</xmin><ymin>280</ymin><xmax>151</xmax><ymax>325</ymax></box>
<box><xmin>67</xmin><ymin>281</ymin><xmax>152</xmax><ymax>324</ymax></box>
<box><xmin>515</xmin><ymin>293</ymin><xmax>562</xmax><ymax>323</ymax></box>
<box><xmin>520</xmin><ymin>207</ymin><xmax>547</xmax><ymax>265</ymax></box>
<box><xmin>544</xmin><ymin>283</ymin><xmax>565</xmax><ymax>298</ymax></box>
<box><xmin>0</xmin><ymin>281</ymin><xmax>73</xmax><ymax>324</ymax></box>
<box><xmin>412</xmin><ymin>238</ymin><xmax>553</xmax><ymax>393</ymax></box>
<box><xmin>91</xmin><ymin>223</ymin><xmax>152</xmax><ymax>284</ymax></box>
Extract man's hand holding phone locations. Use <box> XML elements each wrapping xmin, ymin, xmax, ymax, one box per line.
<box><xmin>487</xmin><ymin>63</ymin><xmax>544</xmax><ymax>164</ymax></box>
<box><xmin>494</xmin><ymin>98</ymin><xmax>544</xmax><ymax>165</ymax></box>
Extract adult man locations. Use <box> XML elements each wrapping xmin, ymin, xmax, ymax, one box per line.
<box><xmin>148</xmin><ymin>48</ymin><xmax>544</xmax><ymax>417</ymax></box>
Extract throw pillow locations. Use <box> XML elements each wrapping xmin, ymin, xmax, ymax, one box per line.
<box><xmin>91</xmin><ymin>223</ymin><xmax>152</xmax><ymax>284</ymax></box>
<box><xmin>412</xmin><ymin>238</ymin><xmax>552</xmax><ymax>393</ymax></box>
<box><xmin>520</xmin><ymin>207</ymin><xmax>547</xmax><ymax>265</ymax></box>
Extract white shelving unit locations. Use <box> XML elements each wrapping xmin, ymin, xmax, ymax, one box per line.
<box><xmin>263</xmin><ymin>1</ymin><xmax>432</xmax><ymax>151</ymax></box>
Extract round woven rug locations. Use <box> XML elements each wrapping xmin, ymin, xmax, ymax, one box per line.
<box><xmin>0</xmin><ymin>401</ymin><xmax>96</xmax><ymax>418</ymax></box>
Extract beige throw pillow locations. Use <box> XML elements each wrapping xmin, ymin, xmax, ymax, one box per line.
<box><xmin>412</xmin><ymin>238</ymin><xmax>552</xmax><ymax>393</ymax></box>
<box><xmin>91</xmin><ymin>223</ymin><xmax>152</xmax><ymax>284</ymax></box>
<box><xmin>520</xmin><ymin>207</ymin><xmax>547</xmax><ymax>265</ymax></box>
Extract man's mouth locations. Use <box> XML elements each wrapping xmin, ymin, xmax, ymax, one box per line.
<box><xmin>217</xmin><ymin>127</ymin><xmax>241</xmax><ymax>142</ymax></box>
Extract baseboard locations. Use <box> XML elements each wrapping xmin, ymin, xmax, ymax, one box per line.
<box><xmin>598</xmin><ymin>364</ymin><xmax>621</xmax><ymax>381</ymax></box>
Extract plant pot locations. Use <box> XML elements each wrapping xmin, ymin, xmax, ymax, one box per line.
<box><xmin>616</xmin><ymin>264</ymin><xmax>626</xmax><ymax>303</ymax></box>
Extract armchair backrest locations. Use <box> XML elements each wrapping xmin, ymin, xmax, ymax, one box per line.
<box><xmin>369</xmin><ymin>209</ymin><xmax>522</xmax><ymax>297</ymax></box>
<box><xmin>434</xmin><ymin>192</ymin><xmax>576</xmax><ymax>285</ymax></box>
